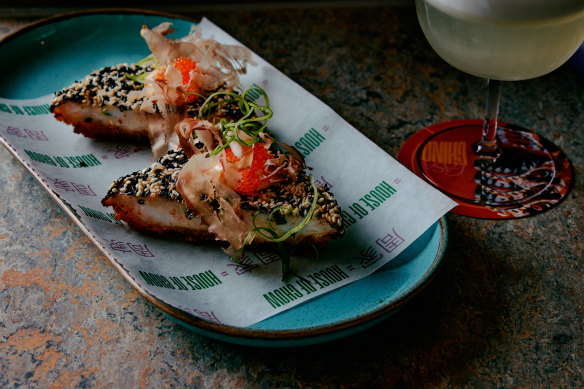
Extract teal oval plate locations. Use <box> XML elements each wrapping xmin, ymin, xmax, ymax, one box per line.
<box><xmin>0</xmin><ymin>10</ymin><xmax>449</xmax><ymax>347</ymax></box>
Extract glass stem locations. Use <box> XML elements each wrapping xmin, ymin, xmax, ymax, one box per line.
<box><xmin>474</xmin><ymin>79</ymin><xmax>502</xmax><ymax>158</ymax></box>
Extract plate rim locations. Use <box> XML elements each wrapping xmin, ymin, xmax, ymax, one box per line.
<box><xmin>0</xmin><ymin>8</ymin><xmax>200</xmax><ymax>46</ymax></box>
<box><xmin>0</xmin><ymin>9</ymin><xmax>449</xmax><ymax>344</ymax></box>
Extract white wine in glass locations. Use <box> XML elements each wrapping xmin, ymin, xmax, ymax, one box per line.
<box><xmin>400</xmin><ymin>0</ymin><xmax>584</xmax><ymax>218</ymax></box>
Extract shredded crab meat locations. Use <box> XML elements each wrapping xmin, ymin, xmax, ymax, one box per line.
<box><xmin>174</xmin><ymin>117</ymin><xmax>303</xmax><ymax>191</ymax></box>
<box><xmin>176</xmin><ymin>118</ymin><xmax>222</xmax><ymax>157</ymax></box>
<box><xmin>140</xmin><ymin>23</ymin><xmax>255</xmax><ymax>92</ymax></box>
<box><xmin>172</xmin><ymin>115</ymin><xmax>308</xmax><ymax>254</ymax></box>
<box><xmin>176</xmin><ymin>153</ymin><xmax>254</xmax><ymax>254</ymax></box>
<box><xmin>138</xmin><ymin>23</ymin><xmax>256</xmax><ymax>159</ymax></box>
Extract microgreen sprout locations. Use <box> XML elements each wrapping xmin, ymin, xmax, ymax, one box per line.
<box><xmin>197</xmin><ymin>86</ymin><xmax>273</xmax><ymax>156</ymax></box>
<box><xmin>235</xmin><ymin>174</ymin><xmax>319</xmax><ymax>279</ymax></box>
<box><xmin>125</xmin><ymin>54</ymin><xmax>159</xmax><ymax>84</ymax></box>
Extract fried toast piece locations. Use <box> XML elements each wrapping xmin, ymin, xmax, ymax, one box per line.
<box><xmin>50</xmin><ymin>64</ymin><xmax>241</xmax><ymax>143</ymax></box>
<box><xmin>50</xmin><ymin>64</ymin><xmax>156</xmax><ymax>142</ymax></box>
<box><xmin>101</xmin><ymin>149</ymin><xmax>344</xmax><ymax>246</ymax></box>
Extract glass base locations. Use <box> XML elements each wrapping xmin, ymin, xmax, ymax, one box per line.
<box><xmin>398</xmin><ymin>119</ymin><xmax>573</xmax><ymax>219</ymax></box>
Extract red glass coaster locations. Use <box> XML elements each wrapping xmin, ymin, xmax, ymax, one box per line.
<box><xmin>397</xmin><ymin>119</ymin><xmax>573</xmax><ymax>219</ymax></box>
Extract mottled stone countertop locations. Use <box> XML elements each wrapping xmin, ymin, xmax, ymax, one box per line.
<box><xmin>1</xmin><ymin>4</ymin><xmax>583</xmax><ymax>388</ymax></box>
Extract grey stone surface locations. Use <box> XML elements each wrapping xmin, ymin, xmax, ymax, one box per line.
<box><xmin>1</xmin><ymin>5</ymin><xmax>583</xmax><ymax>388</ymax></box>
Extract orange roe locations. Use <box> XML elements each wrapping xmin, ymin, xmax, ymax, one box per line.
<box><xmin>234</xmin><ymin>145</ymin><xmax>272</xmax><ymax>195</ymax></box>
<box><xmin>172</xmin><ymin>56</ymin><xmax>197</xmax><ymax>85</ymax></box>
<box><xmin>224</xmin><ymin>147</ymin><xmax>240</xmax><ymax>163</ymax></box>
<box><xmin>152</xmin><ymin>57</ymin><xmax>199</xmax><ymax>103</ymax></box>
<box><xmin>154</xmin><ymin>67</ymin><xmax>166</xmax><ymax>82</ymax></box>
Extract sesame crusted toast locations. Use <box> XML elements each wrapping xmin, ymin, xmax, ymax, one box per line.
<box><xmin>50</xmin><ymin>64</ymin><xmax>241</xmax><ymax>143</ymax></box>
<box><xmin>50</xmin><ymin>64</ymin><xmax>156</xmax><ymax>142</ymax></box>
<box><xmin>101</xmin><ymin>149</ymin><xmax>344</xmax><ymax>247</ymax></box>
<box><xmin>50</xmin><ymin>23</ymin><xmax>257</xmax><ymax>152</ymax></box>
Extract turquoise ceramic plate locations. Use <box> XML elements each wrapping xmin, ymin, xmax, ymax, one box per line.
<box><xmin>0</xmin><ymin>10</ymin><xmax>448</xmax><ymax>347</ymax></box>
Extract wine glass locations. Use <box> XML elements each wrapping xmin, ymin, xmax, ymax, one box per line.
<box><xmin>398</xmin><ymin>0</ymin><xmax>584</xmax><ymax>219</ymax></box>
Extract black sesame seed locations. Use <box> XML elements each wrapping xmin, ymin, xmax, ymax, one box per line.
<box><xmin>209</xmin><ymin>198</ymin><xmax>221</xmax><ymax>212</ymax></box>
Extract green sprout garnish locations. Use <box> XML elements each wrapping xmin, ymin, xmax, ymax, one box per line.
<box><xmin>136</xmin><ymin>54</ymin><xmax>157</xmax><ymax>67</ymax></box>
<box><xmin>125</xmin><ymin>54</ymin><xmax>159</xmax><ymax>84</ymax></box>
<box><xmin>235</xmin><ymin>174</ymin><xmax>319</xmax><ymax>279</ymax></box>
<box><xmin>125</xmin><ymin>72</ymin><xmax>149</xmax><ymax>84</ymax></box>
<box><xmin>197</xmin><ymin>86</ymin><xmax>273</xmax><ymax>156</ymax></box>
